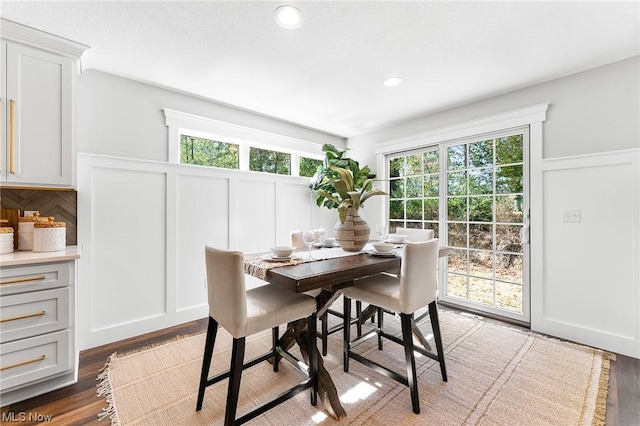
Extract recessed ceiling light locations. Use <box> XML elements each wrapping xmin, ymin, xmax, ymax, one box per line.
<box><xmin>274</xmin><ymin>5</ymin><xmax>303</xmax><ymax>29</ymax></box>
<box><xmin>383</xmin><ymin>77</ymin><xmax>403</xmax><ymax>87</ymax></box>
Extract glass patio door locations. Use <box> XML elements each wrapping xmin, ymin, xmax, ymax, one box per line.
<box><xmin>440</xmin><ymin>129</ymin><xmax>529</xmax><ymax>323</ymax></box>
<box><xmin>385</xmin><ymin>127</ymin><xmax>530</xmax><ymax>324</ymax></box>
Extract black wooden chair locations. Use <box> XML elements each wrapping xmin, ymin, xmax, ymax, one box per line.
<box><xmin>196</xmin><ymin>246</ymin><xmax>318</xmax><ymax>425</ymax></box>
<box><xmin>343</xmin><ymin>239</ymin><xmax>446</xmax><ymax>414</ymax></box>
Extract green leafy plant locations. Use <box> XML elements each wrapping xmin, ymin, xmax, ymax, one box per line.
<box><xmin>310</xmin><ymin>144</ymin><xmax>387</xmax><ymax>223</ymax></box>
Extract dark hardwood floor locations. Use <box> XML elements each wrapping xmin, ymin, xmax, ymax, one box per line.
<box><xmin>1</xmin><ymin>318</ymin><xmax>209</xmax><ymax>426</ymax></box>
<box><xmin>2</xmin><ymin>311</ymin><xmax>639</xmax><ymax>425</ymax></box>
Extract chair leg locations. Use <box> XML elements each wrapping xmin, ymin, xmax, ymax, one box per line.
<box><xmin>272</xmin><ymin>326</ymin><xmax>279</xmax><ymax>372</ymax></box>
<box><xmin>355</xmin><ymin>300</ymin><xmax>362</xmax><ymax>337</ymax></box>
<box><xmin>343</xmin><ymin>296</ymin><xmax>352</xmax><ymax>372</ymax></box>
<box><xmin>307</xmin><ymin>312</ymin><xmax>318</xmax><ymax>406</ymax></box>
<box><xmin>377</xmin><ymin>307</ymin><xmax>384</xmax><ymax>350</ymax></box>
<box><xmin>196</xmin><ymin>316</ymin><xmax>218</xmax><ymax>411</ymax></box>
<box><xmin>224</xmin><ymin>337</ymin><xmax>246</xmax><ymax>426</ymax></box>
<box><xmin>321</xmin><ymin>311</ymin><xmax>328</xmax><ymax>356</ymax></box>
<box><xmin>429</xmin><ymin>301</ymin><xmax>447</xmax><ymax>382</ymax></box>
<box><xmin>401</xmin><ymin>313</ymin><xmax>420</xmax><ymax>414</ymax></box>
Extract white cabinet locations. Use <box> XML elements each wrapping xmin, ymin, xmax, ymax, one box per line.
<box><xmin>0</xmin><ymin>258</ymin><xmax>77</xmax><ymax>406</ymax></box>
<box><xmin>0</xmin><ymin>19</ymin><xmax>88</xmax><ymax>188</ymax></box>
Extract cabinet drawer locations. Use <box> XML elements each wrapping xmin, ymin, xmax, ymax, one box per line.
<box><xmin>0</xmin><ymin>262</ymin><xmax>71</xmax><ymax>296</ymax></box>
<box><xmin>0</xmin><ymin>287</ymin><xmax>70</xmax><ymax>342</ymax></box>
<box><xmin>0</xmin><ymin>329</ymin><xmax>70</xmax><ymax>390</ymax></box>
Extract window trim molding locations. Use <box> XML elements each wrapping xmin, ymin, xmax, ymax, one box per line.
<box><xmin>163</xmin><ymin>108</ymin><xmax>325</xmax><ymax>166</ymax></box>
<box><xmin>374</xmin><ymin>103</ymin><xmax>549</xmax><ymax>325</ymax></box>
<box><xmin>374</xmin><ymin>103</ymin><xmax>549</xmax><ymax>155</ymax></box>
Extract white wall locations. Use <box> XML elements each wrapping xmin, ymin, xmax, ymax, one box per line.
<box><xmin>78</xmin><ymin>70</ymin><xmax>345</xmax><ymax>161</ymax></box>
<box><xmin>76</xmin><ymin>71</ymin><xmax>342</xmax><ymax>348</ymax></box>
<box><xmin>347</xmin><ymin>57</ymin><xmax>640</xmax><ymax>357</ymax></box>
<box><xmin>77</xmin><ymin>58</ymin><xmax>640</xmax><ymax>357</ymax></box>
<box><xmin>349</xmin><ymin>56</ymin><xmax>639</xmax><ymax>165</ymax></box>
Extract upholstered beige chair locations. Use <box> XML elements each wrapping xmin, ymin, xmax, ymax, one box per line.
<box><xmin>387</xmin><ymin>227</ymin><xmax>436</xmax><ymax>319</ymax></box>
<box><xmin>343</xmin><ymin>239</ymin><xmax>447</xmax><ymax>414</ymax></box>
<box><xmin>394</xmin><ymin>227</ymin><xmax>434</xmax><ymax>242</ymax></box>
<box><xmin>289</xmin><ymin>230</ymin><xmax>306</xmax><ymax>249</ymax></box>
<box><xmin>196</xmin><ymin>246</ymin><xmax>318</xmax><ymax>425</ymax></box>
<box><xmin>290</xmin><ymin>230</ymin><xmax>362</xmax><ymax>356</ymax></box>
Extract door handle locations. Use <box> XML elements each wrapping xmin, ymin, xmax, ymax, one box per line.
<box><xmin>0</xmin><ymin>275</ymin><xmax>46</xmax><ymax>285</ymax></box>
<box><xmin>9</xmin><ymin>99</ymin><xmax>15</xmax><ymax>174</ymax></box>
<box><xmin>0</xmin><ymin>310</ymin><xmax>46</xmax><ymax>323</ymax></box>
<box><xmin>0</xmin><ymin>355</ymin><xmax>46</xmax><ymax>372</ymax></box>
<box><xmin>519</xmin><ymin>225</ymin><xmax>529</xmax><ymax>244</ymax></box>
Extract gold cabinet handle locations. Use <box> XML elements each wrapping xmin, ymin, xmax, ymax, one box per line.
<box><xmin>9</xmin><ymin>99</ymin><xmax>15</xmax><ymax>173</ymax></box>
<box><xmin>0</xmin><ymin>275</ymin><xmax>46</xmax><ymax>285</ymax></box>
<box><xmin>0</xmin><ymin>310</ymin><xmax>46</xmax><ymax>323</ymax></box>
<box><xmin>0</xmin><ymin>355</ymin><xmax>46</xmax><ymax>372</ymax></box>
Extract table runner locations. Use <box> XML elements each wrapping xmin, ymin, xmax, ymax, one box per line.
<box><xmin>244</xmin><ymin>246</ymin><xmax>370</xmax><ymax>280</ymax></box>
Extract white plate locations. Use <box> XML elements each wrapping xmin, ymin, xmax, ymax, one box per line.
<box><xmin>384</xmin><ymin>239</ymin><xmax>405</xmax><ymax>245</ymax></box>
<box><xmin>367</xmin><ymin>250</ymin><xmax>397</xmax><ymax>257</ymax></box>
<box><xmin>260</xmin><ymin>254</ymin><xmax>295</xmax><ymax>262</ymax></box>
<box><xmin>313</xmin><ymin>242</ymin><xmax>338</xmax><ymax>248</ymax></box>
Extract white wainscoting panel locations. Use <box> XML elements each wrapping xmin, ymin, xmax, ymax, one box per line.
<box><xmin>175</xmin><ymin>174</ymin><xmax>229</xmax><ymax>311</ymax></box>
<box><xmin>89</xmin><ymin>167</ymin><xmax>167</xmax><ymax>331</ymax></box>
<box><xmin>531</xmin><ymin>149</ymin><xmax>639</xmax><ymax>357</ymax></box>
<box><xmin>276</xmin><ymin>182</ymin><xmax>314</xmax><ymax>246</ymax></box>
<box><xmin>231</xmin><ymin>178</ymin><xmax>277</xmax><ymax>253</ymax></box>
<box><xmin>77</xmin><ymin>154</ymin><xmax>316</xmax><ymax>349</ymax></box>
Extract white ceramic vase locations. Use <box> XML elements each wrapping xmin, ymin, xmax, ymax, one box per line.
<box><xmin>333</xmin><ymin>207</ymin><xmax>370</xmax><ymax>252</ymax></box>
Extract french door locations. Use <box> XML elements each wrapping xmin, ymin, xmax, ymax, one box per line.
<box><xmin>386</xmin><ymin>128</ymin><xmax>530</xmax><ymax>324</ymax></box>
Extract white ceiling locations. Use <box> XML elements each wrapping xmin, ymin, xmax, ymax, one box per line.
<box><xmin>1</xmin><ymin>1</ymin><xmax>638</xmax><ymax>138</ymax></box>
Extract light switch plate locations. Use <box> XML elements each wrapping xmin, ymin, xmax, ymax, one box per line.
<box><xmin>562</xmin><ymin>209</ymin><xmax>581</xmax><ymax>223</ymax></box>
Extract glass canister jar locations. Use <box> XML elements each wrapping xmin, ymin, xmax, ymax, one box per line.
<box><xmin>18</xmin><ymin>211</ymin><xmax>44</xmax><ymax>251</ymax></box>
<box><xmin>33</xmin><ymin>217</ymin><xmax>66</xmax><ymax>252</ymax></box>
<box><xmin>1</xmin><ymin>221</ymin><xmax>15</xmax><ymax>254</ymax></box>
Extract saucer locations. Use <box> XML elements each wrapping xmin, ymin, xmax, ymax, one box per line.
<box><xmin>367</xmin><ymin>250</ymin><xmax>397</xmax><ymax>257</ymax></box>
<box><xmin>261</xmin><ymin>254</ymin><xmax>295</xmax><ymax>262</ymax></box>
<box><xmin>313</xmin><ymin>242</ymin><xmax>338</xmax><ymax>248</ymax></box>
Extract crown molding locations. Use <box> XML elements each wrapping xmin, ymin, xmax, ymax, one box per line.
<box><xmin>1</xmin><ymin>18</ymin><xmax>89</xmax><ymax>59</ymax></box>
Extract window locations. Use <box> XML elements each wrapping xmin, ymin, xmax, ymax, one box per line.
<box><xmin>164</xmin><ymin>108</ymin><xmax>327</xmax><ymax>178</ymax></box>
<box><xmin>376</xmin><ymin>103</ymin><xmax>548</xmax><ymax>324</ymax></box>
<box><xmin>388</xmin><ymin>148</ymin><xmax>440</xmax><ymax>236</ymax></box>
<box><xmin>249</xmin><ymin>147</ymin><xmax>291</xmax><ymax>175</ymax></box>
<box><xmin>385</xmin><ymin>131</ymin><xmax>527</xmax><ymax>317</ymax></box>
<box><xmin>180</xmin><ymin>135</ymin><xmax>239</xmax><ymax>169</ymax></box>
<box><xmin>299</xmin><ymin>157</ymin><xmax>323</xmax><ymax>178</ymax></box>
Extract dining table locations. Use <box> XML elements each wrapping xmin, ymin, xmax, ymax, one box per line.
<box><xmin>243</xmin><ymin>243</ymin><xmax>452</xmax><ymax>419</ymax></box>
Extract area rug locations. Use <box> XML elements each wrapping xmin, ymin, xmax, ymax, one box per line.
<box><xmin>97</xmin><ymin>310</ymin><xmax>612</xmax><ymax>425</ymax></box>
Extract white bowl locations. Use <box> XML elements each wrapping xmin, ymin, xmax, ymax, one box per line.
<box><xmin>371</xmin><ymin>242</ymin><xmax>394</xmax><ymax>253</ymax></box>
<box><xmin>387</xmin><ymin>234</ymin><xmax>407</xmax><ymax>243</ymax></box>
<box><xmin>270</xmin><ymin>246</ymin><xmax>295</xmax><ymax>258</ymax></box>
<box><xmin>322</xmin><ymin>237</ymin><xmax>336</xmax><ymax>245</ymax></box>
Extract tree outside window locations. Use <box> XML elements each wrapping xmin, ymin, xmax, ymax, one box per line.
<box><xmin>180</xmin><ymin>135</ymin><xmax>239</xmax><ymax>169</ymax></box>
<box><xmin>249</xmin><ymin>147</ymin><xmax>291</xmax><ymax>175</ymax></box>
<box><xmin>299</xmin><ymin>157</ymin><xmax>323</xmax><ymax>178</ymax></box>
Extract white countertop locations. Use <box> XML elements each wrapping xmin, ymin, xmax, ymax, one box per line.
<box><xmin>0</xmin><ymin>246</ymin><xmax>81</xmax><ymax>267</ymax></box>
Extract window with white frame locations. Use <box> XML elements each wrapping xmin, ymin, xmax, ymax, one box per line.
<box><xmin>163</xmin><ymin>108</ymin><xmax>324</xmax><ymax>177</ymax></box>
<box><xmin>180</xmin><ymin>134</ymin><xmax>239</xmax><ymax>169</ymax></box>
<box><xmin>375</xmin><ymin>103</ymin><xmax>548</xmax><ymax>324</ymax></box>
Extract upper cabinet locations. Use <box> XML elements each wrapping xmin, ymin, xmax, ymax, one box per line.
<box><xmin>1</xmin><ymin>19</ymin><xmax>89</xmax><ymax>188</ymax></box>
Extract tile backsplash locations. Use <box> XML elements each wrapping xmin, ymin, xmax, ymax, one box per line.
<box><xmin>0</xmin><ymin>188</ymin><xmax>77</xmax><ymax>245</ymax></box>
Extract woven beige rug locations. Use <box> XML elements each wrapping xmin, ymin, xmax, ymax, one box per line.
<box><xmin>97</xmin><ymin>310</ymin><xmax>612</xmax><ymax>425</ymax></box>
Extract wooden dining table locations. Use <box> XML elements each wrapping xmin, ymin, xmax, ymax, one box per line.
<box><xmin>244</xmin><ymin>245</ymin><xmax>452</xmax><ymax>419</ymax></box>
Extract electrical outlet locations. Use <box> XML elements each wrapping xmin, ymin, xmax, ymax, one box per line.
<box><xmin>562</xmin><ymin>209</ymin><xmax>581</xmax><ymax>223</ymax></box>
<box><xmin>24</xmin><ymin>211</ymin><xmax>38</xmax><ymax>217</ymax></box>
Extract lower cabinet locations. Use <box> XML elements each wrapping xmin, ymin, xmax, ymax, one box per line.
<box><xmin>0</xmin><ymin>259</ymin><xmax>77</xmax><ymax>406</ymax></box>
